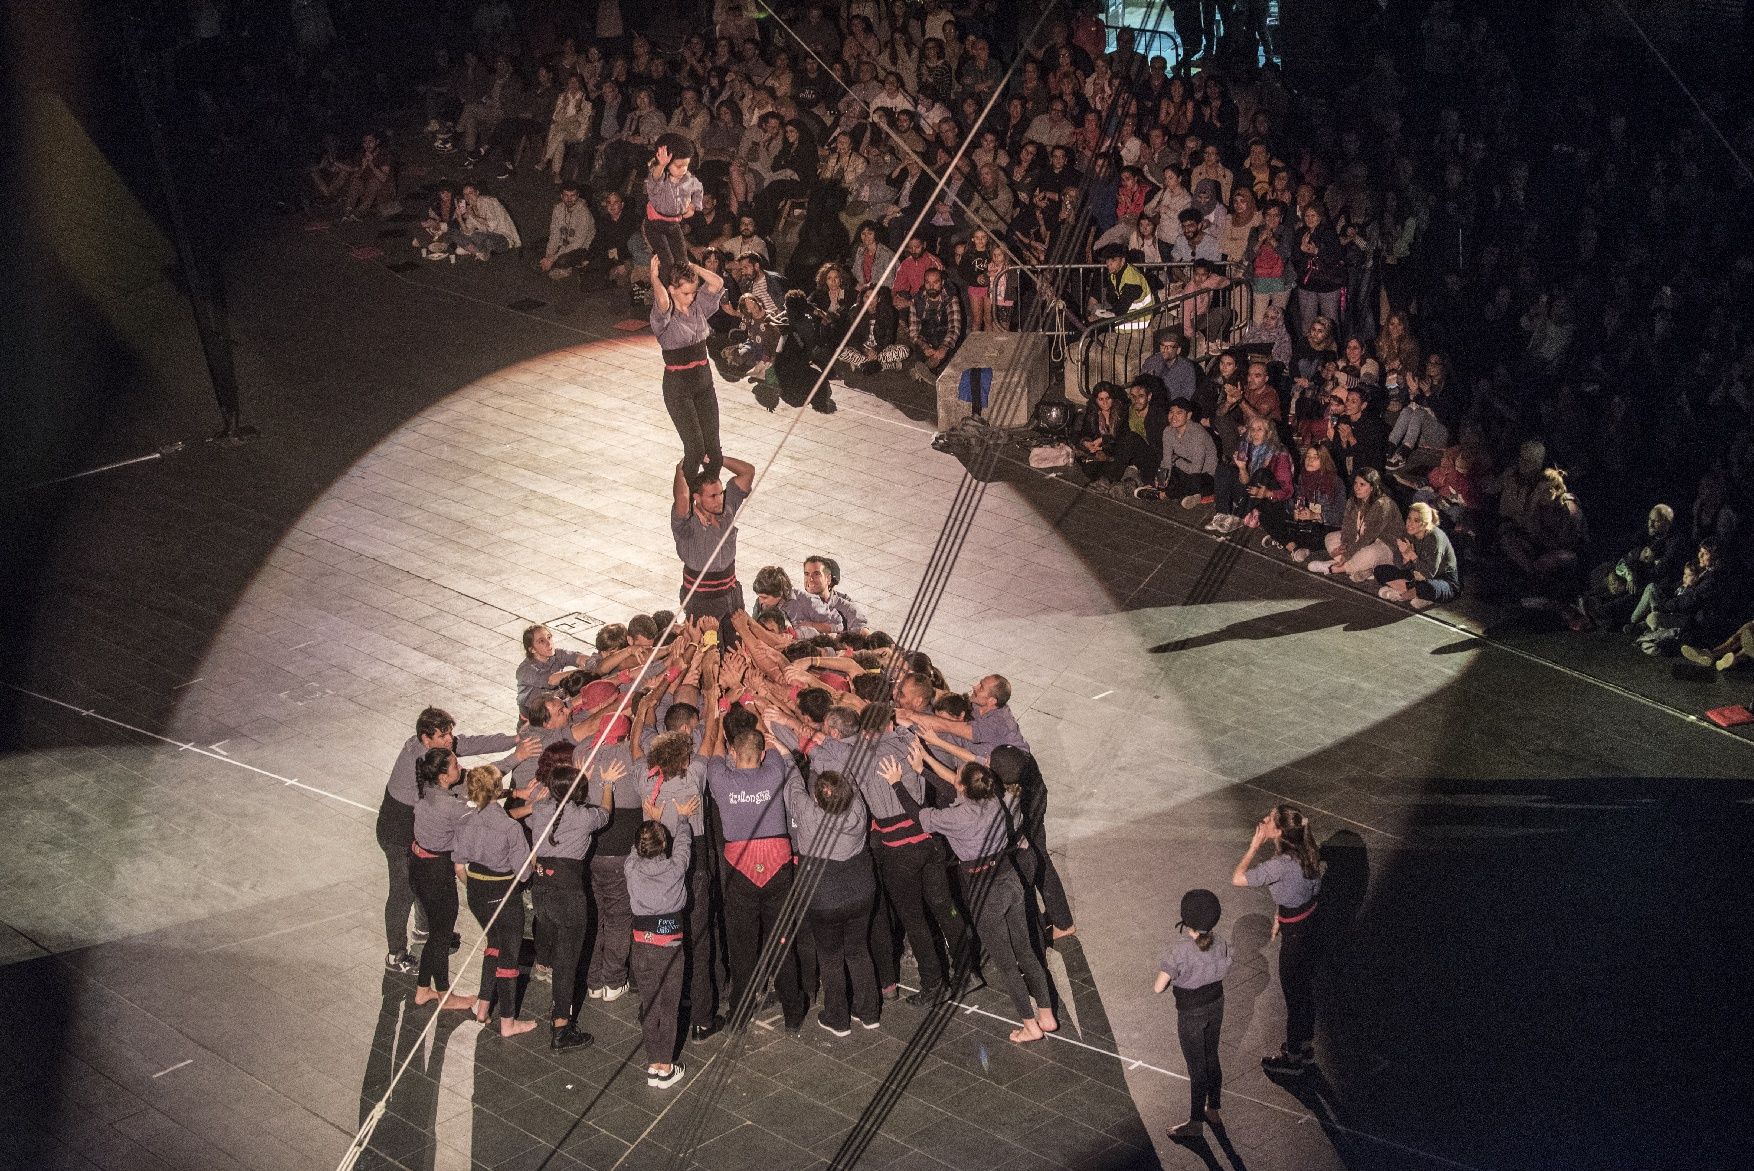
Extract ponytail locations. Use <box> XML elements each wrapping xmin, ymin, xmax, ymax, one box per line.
<box><xmin>1273</xmin><ymin>805</ymin><xmax>1322</xmax><ymax>880</ymax></box>
<box><xmin>1194</xmin><ymin>930</ymin><xmax>1214</xmax><ymax>952</ymax></box>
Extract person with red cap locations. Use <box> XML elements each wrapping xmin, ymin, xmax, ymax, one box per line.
<box><xmin>1155</xmin><ymin>888</ymin><xmax>1233</xmax><ymax>1138</ymax></box>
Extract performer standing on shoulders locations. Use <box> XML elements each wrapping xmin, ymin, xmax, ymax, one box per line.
<box><xmin>671</xmin><ymin>454</ymin><xmax>754</xmax><ymax>620</ymax></box>
<box><xmin>651</xmin><ymin>254</ymin><xmax>727</xmax><ymax>487</ymax></box>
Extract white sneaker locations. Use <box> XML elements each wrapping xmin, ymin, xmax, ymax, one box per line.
<box><xmin>1203</xmin><ymin>516</ymin><xmax>1227</xmax><ymax>532</ymax></box>
<box><xmin>1180</xmin><ymin>494</ymin><xmax>1207</xmax><ymax>509</ymax></box>
<box><xmin>601</xmin><ymin>983</ymin><xmax>629</xmax><ymax>1002</ymax></box>
<box><xmin>818</xmin><ymin>1017</ymin><xmax>852</xmax><ymax>1038</ymax></box>
<box><xmin>1306</xmin><ymin>560</ymin><xmax>1333</xmax><ymax>574</ymax></box>
<box><xmin>646</xmin><ymin>1063</ymin><xmax>686</xmax><ymax>1088</ymax></box>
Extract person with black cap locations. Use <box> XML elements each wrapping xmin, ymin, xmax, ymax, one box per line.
<box><xmin>1155</xmin><ymin>888</ymin><xmax>1232</xmax><ymax>1137</ymax></box>
<box><xmin>1088</xmin><ymin>242</ymin><xmax>1154</xmax><ymax>326</ymax></box>
<box><xmin>1233</xmin><ymin>804</ymin><xmax>1324</xmax><ymax>1075</ymax></box>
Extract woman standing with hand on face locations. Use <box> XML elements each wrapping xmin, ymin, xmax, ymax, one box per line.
<box><xmin>1155</xmin><ymin>889</ymin><xmax>1231</xmax><ymax>1138</ymax></box>
<box><xmin>409</xmin><ymin>748</ymin><xmax>476</xmax><ymax>1012</ymax></box>
<box><xmin>1233</xmin><ymin>805</ymin><xmax>1323</xmax><ymax>1075</ymax></box>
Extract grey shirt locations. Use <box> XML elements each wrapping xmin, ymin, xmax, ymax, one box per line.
<box><xmin>1159</xmin><ymin>934</ymin><xmax>1233</xmax><ymax>990</ymax></box>
<box><xmin>1246</xmin><ymin>852</ymin><xmax>1321</xmax><ymax>910</ymax></box>
<box><xmin>784</xmin><ymin>765</ymin><xmax>871</xmax><ymax>861</ymax></box>
<box><xmin>671</xmin><ymin>482</ymin><xmax>748</xmax><ymax>572</ymax></box>
<box><xmin>651</xmin><ymin>285</ymin><xmax>724</xmax><ymax>351</ymax></box>
<box><xmin>1162</xmin><ymin>421</ymin><xmax>1218</xmax><ymax>477</ymax></box>
<box><xmin>412</xmin><ymin>785</ymin><xmax>469</xmax><ymax>852</ymax></box>
<box><xmin>809</xmin><ymin>732</ymin><xmax>924</xmax><ymax>822</ymax></box>
<box><xmin>917</xmin><ymin>793</ymin><xmax>1014</xmax><ymax>862</ymax></box>
<box><xmin>517</xmin><ymin>650</ymin><xmax>597</xmax><ymax>708</ymax></box>
<box><xmin>527</xmin><ymin>795</ymin><xmax>610</xmax><ymax>860</ymax></box>
<box><xmin>970</xmin><ymin>706</ymin><xmax>1030</xmax><ymax>756</ymax></box>
<box><xmin>499</xmin><ymin>723</ymin><xmax>573</xmax><ymax>787</ymax></box>
<box><xmin>385</xmin><ymin>731</ymin><xmax>521</xmax><ymax>807</ymax></box>
<box><xmin>783</xmin><ymin>588</ymin><xmax>867</xmax><ymax>634</ymax></box>
<box><xmin>454</xmin><ymin>803</ymin><xmax>531</xmax><ymax>877</ymax></box>
<box><xmin>582</xmin><ymin>738</ymin><xmax>645</xmax><ymax>809</ymax></box>
<box><xmin>626</xmin><ymin>823</ymin><xmax>694</xmax><ymax>917</ymax></box>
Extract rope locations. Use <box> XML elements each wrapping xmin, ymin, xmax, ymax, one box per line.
<box><xmin>1603</xmin><ymin>0</ymin><xmax>1754</xmax><ymax>186</ymax></box>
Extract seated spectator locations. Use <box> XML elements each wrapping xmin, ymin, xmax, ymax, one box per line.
<box><xmin>541</xmin><ymin>73</ymin><xmax>593</xmax><ymax>184</ymax></box>
<box><xmin>1179</xmin><ymin>259</ymin><xmax>1234</xmax><ymax>356</ymax></box>
<box><xmin>1239</xmin><ymin>358</ymin><xmax>1282</xmax><ymax>423</ymax></box>
<box><xmin>1427</xmin><ymin>442</ymin><xmax>1487</xmax><ymax>548</ymax></box>
<box><xmin>1576</xmin><ymin>503</ymin><xmax>1685</xmax><ymax>630</ymax></box>
<box><xmin>1206</xmin><ymin>416</ymin><xmax>1292</xmax><ymax>535</ymax></box>
<box><xmin>1385</xmin><ymin>364</ymin><xmax>1451</xmax><ymax>477</ymax></box>
<box><xmin>1374</xmin><ymin>503</ymin><xmax>1462</xmax><ymax>610</ymax></box>
<box><xmin>849</xmin><ymin>222</ymin><xmax>895</xmax><ymax>296</ymax></box>
<box><xmin>581</xmin><ymin>190</ymin><xmax>638</xmax><ymax>290</ymax></box>
<box><xmin>838</xmin><ymin>289</ymin><xmax>910</xmax><ymax>376</ymax></box>
<box><xmin>539</xmin><ymin>185</ymin><xmax>596</xmax><ymax>279</ymax></box>
<box><xmin>1635</xmin><ymin>541</ymin><xmax>1732</xmax><ymax>657</ymax></box>
<box><xmin>1261</xmin><ymin>444</ymin><xmax>1346</xmax><ymax>561</ymax></box>
<box><xmin>1498</xmin><ymin>467</ymin><xmax>1588</xmax><ymax>603</ymax></box>
<box><xmin>340</xmin><ymin>132</ymin><xmax>397</xmax><ymax>221</ymax></box>
<box><xmin>416</xmin><ymin>186</ymin><xmax>461</xmax><ymax>259</ymax></box>
<box><xmin>1113</xmin><ymin>381</ymin><xmax>1168</xmax><ymax>487</ymax></box>
<box><xmin>448</xmin><ymin>183</ymin><xmax>520</xmax><ymax>261</ymax></box>
<box><xmin>307</xmin><ymin>134</ymin><xmax>350</xmax><ymax>209</ymax></box>
<box><xmin>1233</xmin><ymin>300</ymin><xmax>1293</xmax><ymax>366</ymax></box>
<box><xmin>1140</xmin><ymin>331</ymin><xmax>1199</xmax><ymax>405</ymax></box>
<box><xmin>892</xmin><ymin>235</ymin><xmax>943</xmax><ymax>299</ymax></box>
<box><xmin>1308</xmin><ymin>468</ymin><xmax>1404</xmax><ymax>578</ymax></box>
<box><xmin>907</xmin><ymin>267</ymin><xmax>962</xmax><ymax>382</ymax></box>
<box><xmin>1074</xmin><ymin>383</ymin><xmax>1128</xmax><ymax>486</ymax></box>
<box><xmin>1681</xmin><ymin>617</ymin><xmax>1754</xmax><ymax>672</ymax></box>
<box><xmin>1088</xmin><ymin>242</ymin><xmax>1154</xmax><ymax>322</ymax></box>
<box><xmin>1169</xmin><ymin>207</ymin><xmax>1221</xmax><ymax>263</ymax></box>
<box><xmin>1326</xmin><ymin>385</ymin><xmax>1388</xmax><ymax>482</ymax></box>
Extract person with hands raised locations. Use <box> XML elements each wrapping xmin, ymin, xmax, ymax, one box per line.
<box><xmin>884</xmin><ymin>746</ymin><xmax>1058</xmax><ymax>1045</ymax></box>
<box><xmin>626</xmin><ymin>784</ymin><xmax>699</xmax><ymax>1088</ymax></box>
<box><xmin>1232</xmin><ymin>805</ymin><xmax>1324</xmax><ymax>1075</ymax></box>
<box><xmin>526</xmin><ymin>761</ymin><xmax>615</xmax><ymax>1051</ymax></box>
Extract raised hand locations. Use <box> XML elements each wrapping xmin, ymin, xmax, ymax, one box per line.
<box><xmin>600</xmin><ymin>758</ymin><xmax>628</xmax><ymax>786</ymax></box>
<box><xmin>675</xmin><ymin>794</ymin><xmax>702</xmax><ymax>818</ymax></box>
<box><xmin>876</xmin><ymin>756</ymin><xmax>904</xmax><ymax>786</ymax></box>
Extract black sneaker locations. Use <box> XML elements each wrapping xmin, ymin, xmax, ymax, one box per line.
<box><xmin>689</xmin><ymin>1016</ymin><xmax>724</xmax><ymax>1042</ymax></box>
<box><xmin>385</xmin><ymin>951</ymin><xmax>416</xmax><ymax>974</ymax></box>
<box><xmin>550</xmin><ymin>1024</ymin><xmax>593</xmax><ymax>1051</ymax></box>
<box><xmin>904</xmin><ymin>985</ymin><xmax>947</xmax><ymax>1007</ymax></box>
<box><xmin>1261</xmin><ymin>1048</ymin><xmax>1307</xmax><ymax>1076</ymax></box>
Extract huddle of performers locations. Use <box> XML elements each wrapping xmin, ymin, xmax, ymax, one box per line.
<box><xmin>378</xmin><ymin>594</ymin><xmax>1080</xmax><ymax>1089</ymax></box>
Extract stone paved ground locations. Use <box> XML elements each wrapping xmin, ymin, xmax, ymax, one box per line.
<box><xmin>5</xmin><ymin>203</ymin><xmax>1754</xmax><ymax>1171</ymax></box>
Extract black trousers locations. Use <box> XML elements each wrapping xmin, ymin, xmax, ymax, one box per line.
<box><xmin>643</xmin><ymin>217</ymin><xmax>692</xmax><ymax>282</ymax></box>
<box><xmin>808</xmin><ymin>896</ymin><xmax>879</xmax><ymax>1029</ymax></box>
<box><xmin>969</xmin><ymin>865</ymin><xmax>1051</xmax><ymax>1020</ymax></box>
<box><xmin>1279</xmin><ymin>914</ymin><xmax>1320</xmax><ymax>1051</ymax></box>
<box><xmin>375</xmin><ymin>796</ymin><xmax>427</xmax><ymax>953</ymax></box>
<box><xmin>1177</xmin><ymin>998</ymin><xmax>1224</xmax><ymax>1121</ymax></box>
<box><xmin>588</xmin><ymin>853</ymin><xmax>633</xmax><ymax>992</ymax></box>
<box><xmin>532</xmin><ymin>859</ymin><xmax>591</xmax><ymax>1022</ymax></box>
<box><xmin>1012</xmin><ymin>846</ymin><xmax>1073</xmax><ymax>932</ymax></box>
<box><xmin>632</xmin><ymin>940</ymin><xmax>686</xmax><ymax>1066</ymax></box>
<box><xmin>409</xmin><ymin>852</ymin><xmax>458</xmax><ymax>992</ymax></box>
<box><xmin>872</xmin><ymin>839</ymin><xmax>965</xmax><ymax>993</ymax></box>
<box><xmin>1163</xmin><ymin>468</ymin><xmax>1215</xmax><ymax>497</ymax></box>
<box><xmin>465</xmin><ymin>876</ymin><xmax>524</xmax><ymax>1020</ymax></box>
<box><xmin>684</xmin><ymin>853</ymin><xmax>719</xmax><ymax>1027</ymax></box>
<box><xmin>661</xmin><ymin>363</ymin><xmax>722</xmax><ymax>486</ymax></box>
<box><xmin>720</xmin><ymin>863</ymin><xmax>808</xmax><ymax>1026</ymax></box>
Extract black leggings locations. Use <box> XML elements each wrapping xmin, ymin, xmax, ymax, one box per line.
<box><xmin>466</xmin><ymin>875</ymin><xmax>524</xmax><ymax>1021</ymax></box>
<box><xmin>375</xmin><ymin>796</ymin><xmax>426</xmax><ymax>953</ymax></box>
<box><xmin>661</xmin><ymin>363</ymin><xmax>722</xmax><ymax>486</ymax></box>
<box><xmin>1177</xmin><ymin>998</ymin><xmax>1224</xmax><ymax>1122</ymax></box>
<box><xmin>532</xmin><ymin>860</ymin><xmax>590</xmax><ymax>1022</ymax></box>
<box><xmin>1278</xmin><ymin>913</ymin><xmax>1320</xmax><ymax>1051</ymax></box>
<box><xmin>644</xmin><ymin>217</ymin><xmax>692</xmax><ymax>281</ymax></box>
<box><xmin>807</xmin><ymin>896</ymin><xmax>879</xmax><ymax>1030</ymax></box>
<box><xmin>968</xmin><ymin>864</ymin><xmax>1052</xmax><ymax>1020</ymax></box>
<box><xmin>873</xmin><ymin>839</ymin><xmax>965</xmax><ymax>993</ymax></box>
<box><xmin>409</xmin><ymin>852</ymin><xmax>458</xmax><ymax>992</ymax></box>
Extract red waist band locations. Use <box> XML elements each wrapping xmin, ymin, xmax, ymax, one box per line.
<box><xmin>665</xmin><ymin>358</ymin><xmax>709</xmax><ymax>371</ymax></box>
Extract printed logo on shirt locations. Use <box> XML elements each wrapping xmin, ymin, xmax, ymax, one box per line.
<box><xmin>727</xmin><ymin>789</ymin><xmax>772</xmax><ymax>805</ymax></box>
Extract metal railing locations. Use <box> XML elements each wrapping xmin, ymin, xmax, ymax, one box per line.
<box><xmin>1063</xmin><ymin>272</ymin><xmax>1253</xmax><ymax>402</ymax></box>
<box><xmin>1009</xmin><ymin>261</ymin><xmax>1246</xmax><ymax>333</ymax></box>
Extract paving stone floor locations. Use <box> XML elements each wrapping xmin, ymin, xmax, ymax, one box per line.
<box><xmin>4</xmin><ymin>207</ymin><xmax>1753</xmax><ymax>1171</ymax></box>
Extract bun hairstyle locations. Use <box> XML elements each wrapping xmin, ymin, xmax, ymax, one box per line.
<box><xmin>959</xmin><ymin>761</ymin><xmax>999</xmax><ymax>802</ymax></box>
<box><xmin>636</xmin><ymin>820</ymin><xmax>672</xmax><ymax>859</ymax></box>
<box><xmin>414</xmin><ymin>748</ymin><xmax>454</xmax><ymax>799</ymax></box>
<box><xmin>534</xmin><ymin>740</ymin><xmax>578</xmax><ymax>785</ymax></box>
<box><xmin>1272</xmin><ymin>805</ymin><xmax>1322</xmax><ymax>879</ymax></box>
<box><xmin>813</xmin><ymin>769</ymin><xmax>854</xmax><ymax>814</ymax></box>
<box><xmin>464</xmin><ymin>765</ymin><xmax>504</xmax><ymax>809</ymax></box>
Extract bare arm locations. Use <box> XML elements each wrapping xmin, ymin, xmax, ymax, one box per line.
<box><xmin>650</xmin><ymin>256</ymin><xmax>674</xmax><ymax>314</ymax></box>
<box><xmin>690</xmin><ymin>261</ymin><xmax>725</xmax><ymax>295</ymax></box>
<box><xmin>672</xmin><ymin>461</ymin><xmax>692</xmax><ymax>519</ymax></box>
<box><xmin>1231</xmin><ymin>820</ymin><xmax>1270</xmax><ymax>887</ymax></box>
<box><xmin>723</xmin><ymin>455</ymin><xmax>755</xmax><ymax>493</ymax></box>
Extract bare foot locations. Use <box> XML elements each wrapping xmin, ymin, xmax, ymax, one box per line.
<box><xmin>1051</xmin><ymin>925</ymin><xmax>1078</xmax><ymax>940</ymax></box>
<box><xmin>472</xmin><ymin>1002</ymin><xmax>491</xmax><ymax>1024</ymax></box>
<box><xmin>1168</xmin><ymin>1121</ymin><xmax>1203</xmax><ymax>1139</ymax></box>
<box><xmin>1036</xmin><ymin>1007</ymin><xmax>1059</xmax><ymax>1033</ymax></box>
<box><xmin>439</xmin><ymin>993</ymin><xmax>477</xmax><ymax>1011</ymax></box>
<box><xmin>414</xmin><ymin>987</ymin><xmax>441</xmax><ymax>1005</ymax></box>
<box><xmin>499</xmin><ymin>1018</ymin><xmax>537</xmax><ymax>1038</ymax></box>
<box><xmin>1009</xmin><ymin>1020</ymin><xmax>1045</xmax><ymax>1044</ymax></box>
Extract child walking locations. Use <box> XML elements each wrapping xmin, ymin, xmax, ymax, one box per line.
<box><xmin>1154</xmin><ymin>888</ymin><xmax>1232</xmax><ymax>1138</ymax></box>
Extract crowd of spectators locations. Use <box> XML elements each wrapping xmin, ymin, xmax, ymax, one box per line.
<box><xmin>158</xmin><ymin>0</ymin><xmax>1754</xmax><ymax>671</ymax></box>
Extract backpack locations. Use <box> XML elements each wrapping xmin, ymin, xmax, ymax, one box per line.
<box><xmin>1253</xmin><ymin>237</ymin><xmax>1285</xmax><ymax>280</ymax></box>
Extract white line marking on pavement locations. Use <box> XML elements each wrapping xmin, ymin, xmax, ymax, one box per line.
<box><xmin>152</xmin><ymin>1060</ymin><xmax>193</xmax><ymax>1078</ymax></box>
